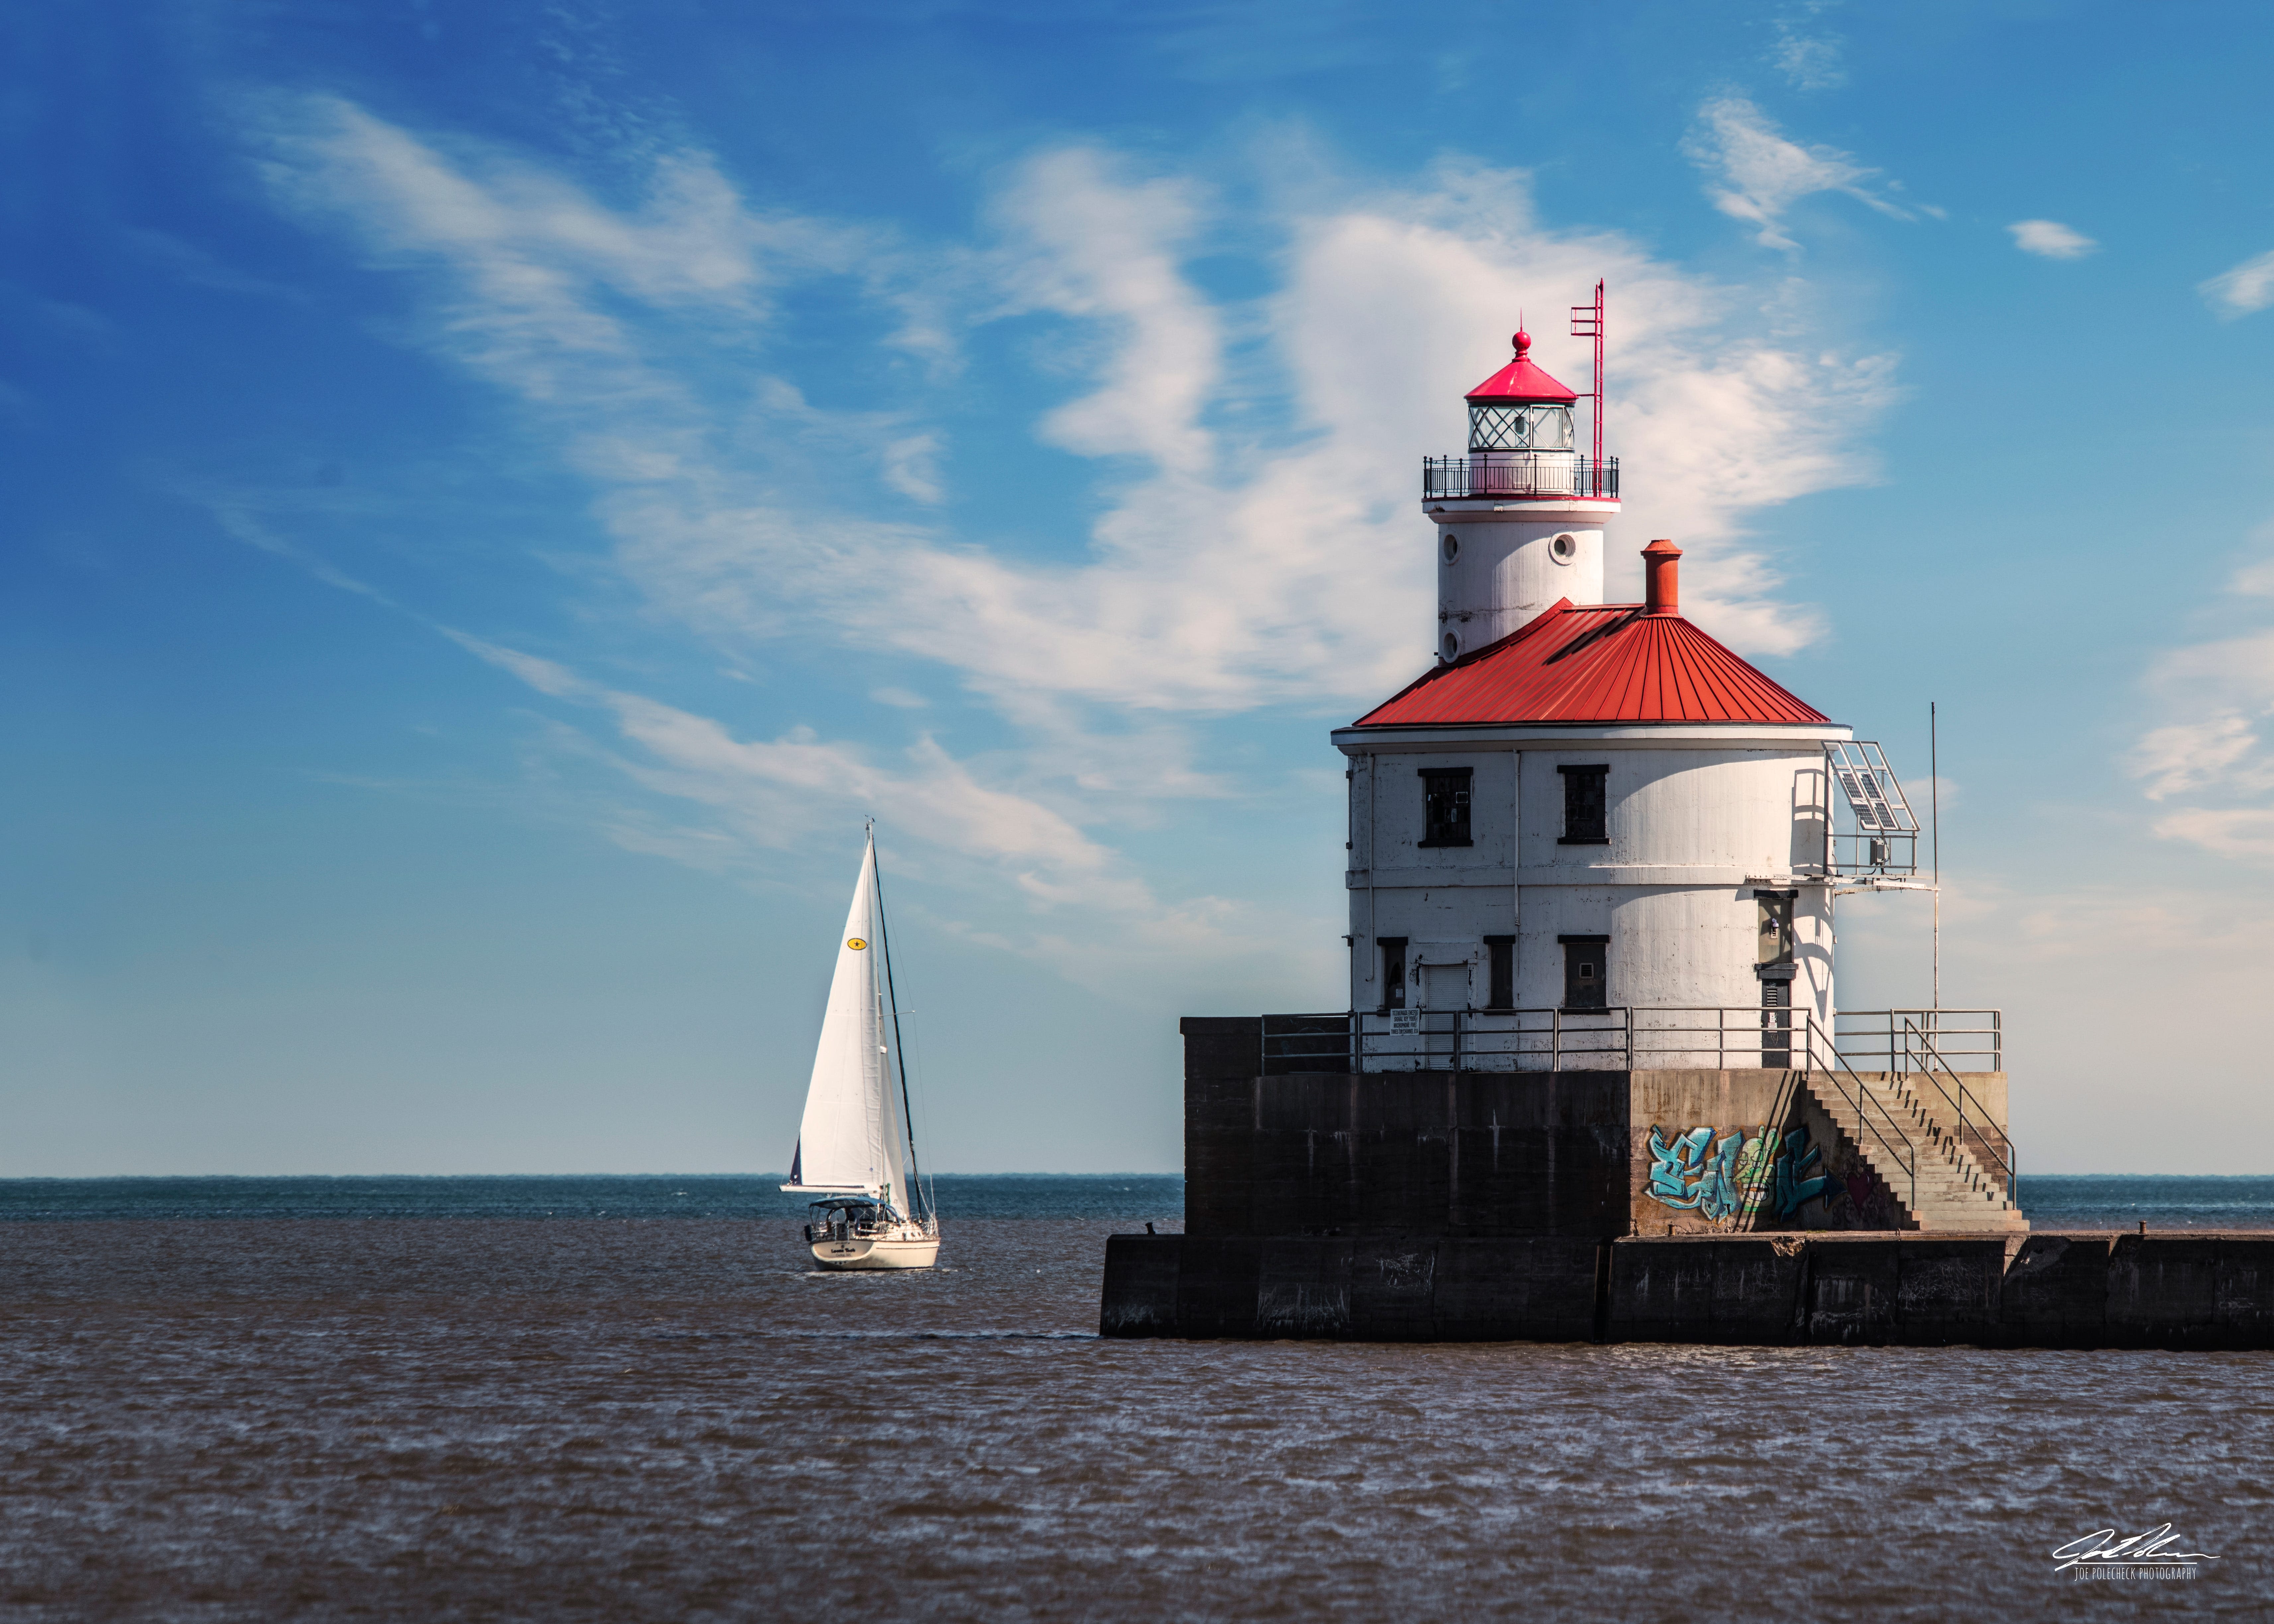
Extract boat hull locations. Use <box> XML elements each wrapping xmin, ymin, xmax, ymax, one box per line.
<box><xmin>810</xmin><ymin>1232</ymin><xmax>941</xmax><ymax>1271</ymax></box>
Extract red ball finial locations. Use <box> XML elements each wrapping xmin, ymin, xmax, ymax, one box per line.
<box><xmin>1512</xmin><ymin>328</ymin><xmax>1531</xmax><ymax>357</ymax></box>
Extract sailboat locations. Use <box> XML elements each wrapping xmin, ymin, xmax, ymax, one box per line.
<box><xmin>781</xmin><ymin>825</ymin><xmax>941</xmax><ymax>1270</ymax></box>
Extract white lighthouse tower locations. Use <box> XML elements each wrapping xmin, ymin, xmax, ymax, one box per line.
<box><xmin>1316</xmin><ymin>296</ymin><xmax>2024</xmax><ymax>1232</ymax></box>
<box><xmin>1425</xmin><ymin>322</ymin><xmax>1619</xmax><ymax>663</ymax></box>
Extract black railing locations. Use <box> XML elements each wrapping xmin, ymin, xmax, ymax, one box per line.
<box><xmin>1422</xmin><ymin>454</ymin><xmax>1618</xmax><ymax>502</ymax></box>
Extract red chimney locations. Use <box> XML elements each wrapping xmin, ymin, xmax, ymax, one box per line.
<box><xmin>1642</xmin><ymin>539</ymin><xmax>1681</xmax><ymax>616</ymax></box>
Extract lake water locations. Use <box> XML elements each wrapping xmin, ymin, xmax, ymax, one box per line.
<box><xmin>2</xmin><ymin>1175</ymin><xmax>2267</xmax><ymax>1619</ymax></box>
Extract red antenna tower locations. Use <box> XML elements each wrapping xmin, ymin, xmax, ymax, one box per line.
<box><xmin>1569</xmin><ymin>279</ymin><xmax>1605</xmax><ymax>471</ymax></box>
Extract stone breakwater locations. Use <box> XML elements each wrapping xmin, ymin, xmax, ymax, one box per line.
<box><xmin>1101</xmin><ymin>1231</ymin><xmax>2274</xmax><ymax>1348</ymax></box>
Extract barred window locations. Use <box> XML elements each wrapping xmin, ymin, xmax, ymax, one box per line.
<box><xmin>1419</xmin><ymin>768</ymin><xmax>1473</xmax><ymax>847</ymax></box>
<box><xmin>1558</xmin><ymin>764</ymin><xmax>1608</xmax><ymax>845</ymax></box>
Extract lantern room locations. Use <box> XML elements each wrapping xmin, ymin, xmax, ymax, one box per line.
<box><xmin>1465</xmin><ymin>328</ymin><xmax>1579</xmax><ymax>454</ymax></box>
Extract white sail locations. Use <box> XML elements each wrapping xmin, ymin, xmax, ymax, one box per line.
<box><xmin>782</xmin><ymin>836</ymin><xmax>912</xmax><ymax>1212</ymax></box>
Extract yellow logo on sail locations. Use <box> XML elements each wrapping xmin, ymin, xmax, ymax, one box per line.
<box><xmin>846</xmin><ymin>937</ymin><xmax>868</xmax><ymax>951</ymax></box>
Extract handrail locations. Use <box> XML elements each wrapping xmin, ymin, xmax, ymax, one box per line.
<box><xmin>1899</xmin><ymin>1017</ymin><xmax>2017</xmax><ymax>1205</ymax></box>
<box><xmin>1834</xmin><ymin>1008</ymin><xmax>2002</xmax><ymax>1073</ymax></box>
<box><xmin>1263</xmin><ymin>1007</ymin><xmax>1957</xmax><ymax>1077</ymax></box>
<box><xmin>1803</xmin><ymin>1013</ymin><xmax>1918</xmax><ymax>1223</ymax></box>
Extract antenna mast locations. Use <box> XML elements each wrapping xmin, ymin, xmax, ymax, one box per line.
<box><xmin>1930</xmin><ymin>702</ymin><xmax>1940</xmax><ymax>1011</ymax></box>
<box><xmin>1570</xmin><ymin>279</ymin><xmax>1606</xmax><ymax>471</ymax></box>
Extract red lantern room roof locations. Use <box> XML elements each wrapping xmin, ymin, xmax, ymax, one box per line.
<box><xmin>1465</xmin><ymin>328</ymin><xmax>1579</xmax><ymax>406</ymax></box>
<box><xmin>1353</xmin><ymin>599</ymin><xmax>1832</xmax><ymax>728</ymax></box>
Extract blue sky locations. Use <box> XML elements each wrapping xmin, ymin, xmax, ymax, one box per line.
<box><xmin>8</xmin><ymin>0</ymin><xmax>2274</xmax><ymax>1175</ymax></box>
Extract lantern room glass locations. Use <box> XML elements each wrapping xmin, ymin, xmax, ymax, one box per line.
<box><xmin>1468</xmin><ymin>403</ymin><xmax>1574</xmax><ymax>453</ymax></box>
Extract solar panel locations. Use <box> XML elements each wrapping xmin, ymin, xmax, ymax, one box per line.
<box><xmin>1825</xmin><ymin>742</ymin><xmax>1920</xmax><ymax>834</ymax></box>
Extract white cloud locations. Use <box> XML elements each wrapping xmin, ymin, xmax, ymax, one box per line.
<box><xmin>1683</xmin><ymin>97</ymin><xmax>1914</xmax><ymax>252</ymax></box>
<box><xmin>2202</xmin><ymin>249</ymin><xmax>2274</xmax><ymax>317</ymax></box>
<box><xmin>523</xmin><ymin>645</ymin><xmax>1327</xmax><ymax>993</ymax></box>
<box><xmin>2149</xmin><ymin>627</ymin><xmax>2274</xmax><ymax>705</ymax></box>
<box><xmin>993</xmin><ymin>149</ymin><xmax>1220</xmax><ymax>476</ymax></box>
<box><xmin>2129</xmin><ymin>599</ymin><xmax>2274</xmax><ymax>859</ymax></box>
<box><xmin>1771</xmin><ymin>22</ymin><xmax>1845</xmax><ymax>91</ymax></box>
<box><xmin>2149</xmin><ymin>807</ymin><xmax>2274</xmax><ymax>861</ymax></box>
<box><xmin>2131</xmin><ymin>713</ymin><xmax>2262</xmax><ymax>802</ymax></box>
<box><xmin>447</xmin><ymin>630</ymin><xmax>1159</xmax><ymax>906</ymax></box>
<box><xmin>2007</xmin><ymin>219</ymin><xmax>2097</xmax><ymax>260</ymax></box>
<box><xmin>247</xmin><ymin>99</ymin><xmax>1905</xmax><ymax>964</ymax></box>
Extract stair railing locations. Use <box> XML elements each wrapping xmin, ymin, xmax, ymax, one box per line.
<box><xmin>1898</xmin><ymin>1016</ymin><xmax>2017</xmax><ymax>1206</ymax></box>
<box><xmin>1723</xmin><ymin>1061</ymin><xmax>1810</xmax><ymax>1233</ymax></box>
<box><xmin>1801</xmin><ymin>1014</ymin><xmax>1917</xmax><ymax>1223</ymax></box>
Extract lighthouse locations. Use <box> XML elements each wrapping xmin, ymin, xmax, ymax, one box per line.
<box><xmin>1345</xmin><ymin>317</ymin><xmax>1863</xmax><ymax>1044</ymax></box>
<box><xmin>1424</xmin><ymin>324</ymin><xmax>1619</xmax><ymax>663</ymax></box>
<box><xmin>1308</xmin><ymin>302</ymin><xmax>2024</xmax><ymax>1231</ymax></box>
<box><xmin>1101</xmin><ymin>292</ymin><xmax>2028</xmax><ymax>1363</ymax></box>
<box><xmin>1088</xmin><ymin>301</ymin><xmax>2199</xmax><ymax>1344</ymax></box>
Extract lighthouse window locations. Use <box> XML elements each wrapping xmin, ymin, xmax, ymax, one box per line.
<box><xmin>1443</xmin><ymin>534</ymin><xmax>1460</xmax><ymax>563</ymax></box>
<box><xmin>1379</xmin><ymin>937</ymin><xmax>1408</xmax><ymax>1011</ymax></box>
<box><xmin>1418</xmin><ymin>767</ymin><xmax>1473</xmax><ymax>847</ymax></box>
<box><xmin>1551</xmin><ymin>532</ymin><xmax>1576</xmax><ymax>563</ymax></box>
<box><xmin>1469</xmin><ymin>404</ymin><xmax>1525</xmax><ymax>450</ymax></box>
<box><xmin>1558</xmin><ymin>764</ymin><xmax>1609</xmax><ymax>845</ymax></box>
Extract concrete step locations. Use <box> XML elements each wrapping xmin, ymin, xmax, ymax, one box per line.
<box><xmin>1803</xmin><ymin>1070</ymin><xmax>2027</xmax><ymax>1232</ymax></box>
<box><xmin>1853</xmin><ymin>1075</ymin><xmax>2020</xmax><ymax>1207</ymax></box>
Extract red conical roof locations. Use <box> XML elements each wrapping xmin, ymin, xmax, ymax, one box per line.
<box><xmin>1465</xmin><ymin>328</ymin><xmax>1578</xmax><ymax>406</ymax></box>
<box><xmin>1353</xmin><ymin>599</ymin><xmax>1831</xmax><ymax>728</ymax></box>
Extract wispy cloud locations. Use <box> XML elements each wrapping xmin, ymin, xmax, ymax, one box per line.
<box><xmin>2008</xmin><ymin>219</ymin><xmax>2097</xmax><ymax>260</ymax></box>
<box><xmin>2132</xmin><ymin>712</ymin><xmax>2264</xmax><ymax>802</ymax></box>
<box><xmin>2202</xmin><ymin>248</ymin><xmax>2274</xmax><ymax>317</ymax></box>
<box><xmin>241</xmin><ymin>96</ymin><xmax>1903</xmax><ymax>964</ymax></box>
<box><xmin>444</xmin><ymin>629</ymin><xmax>1159</xmax><ymax>905</ymax></box>
<box><xmin>2128</xmin><ymin>549</ymin><xmax>2274</xmax><ymax>859</ymax></box>
<box><xmin>1770</xmin><ymin>13</ymin><xmax>1845</xmax><ymax>91</ymax></box>
<box><xmin>1683</xmin><ymin>97</ymin><xmax>1915</xmax><ymax>252</ymax></box>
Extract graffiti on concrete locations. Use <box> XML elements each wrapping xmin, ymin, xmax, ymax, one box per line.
<box><xmin>1834</xmin><ymin>1152</ymin><xmax>1899</xmax><ymax>1229</ymax></box>
<box><xmin>1645</xmin><ymin>1125</ymin><xmax>1844</xmax><ymax>1221</ymax></box>
<box><xmin>1768</xmin><ymin>1129</ymin><xmax>1835</xmax><ymax>1214</ymax></box>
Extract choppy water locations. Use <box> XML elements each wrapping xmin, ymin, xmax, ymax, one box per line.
<box><xmin>3</xmin><ymin>1178</ymin><xmax>2269</xmax><ymax>1619</ymax></box>
<box><xmin>8</xmin><ymin>1171</ymin><xmax>2273</xmax><ymax>1228</ymax></box>
<box><xmin>0</xmin><ymin>1173</ymin><xmax>1185</xmax><ymax>1223</ymax></box>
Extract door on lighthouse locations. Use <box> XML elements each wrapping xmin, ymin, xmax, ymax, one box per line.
<box><xmin>1419</xmin><ymin>956</ymin><xmax>1470</xmax><ymax>1068</ymax></box>
<box><xmin>1560</xmin><ymin>935</ymin><xmax>1609</xmax><ymax>1011</ymax></box>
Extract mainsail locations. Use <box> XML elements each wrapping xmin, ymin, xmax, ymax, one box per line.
<box><xmin>781</xmin><ymin>834</ymin><xmax>915</xmax><ymax>1213</ymax></box>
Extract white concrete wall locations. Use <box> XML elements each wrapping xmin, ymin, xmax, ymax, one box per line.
<box><xmin>1343</xmin><ymin>736</ymin><xmax>1837</xmax><ymax>1041</ymax></box>
<box><xmin>1516</xmin><ymin>748</ymin><xmax>1828</xmax><ymax>873</ymax></box>
<box><xmin>1435</xmin><ymin>507</ymin><xmax>1608</xmax><ymax>657</ymax></box>
<box><xmin>1346</xmin><ymin>750</ymin><xmax>1516</xmax><ymax>1009</ymax></box>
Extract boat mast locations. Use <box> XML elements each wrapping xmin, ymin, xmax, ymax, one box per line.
<box><xmin>870</xmin><ymin>822</ymin><xmax>930</xmax><ymax>1225</ymax></box>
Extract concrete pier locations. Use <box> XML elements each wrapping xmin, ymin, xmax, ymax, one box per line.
<box><xmin>1099</xmin><ymin>1016</ymin><xmax>2274</xmax><ymax>1348</ymax></box>
<box><xmin>1101</xmin><ymin>1230</ymin><xmax>2274</xmax><ymax>1349</ymax></box>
